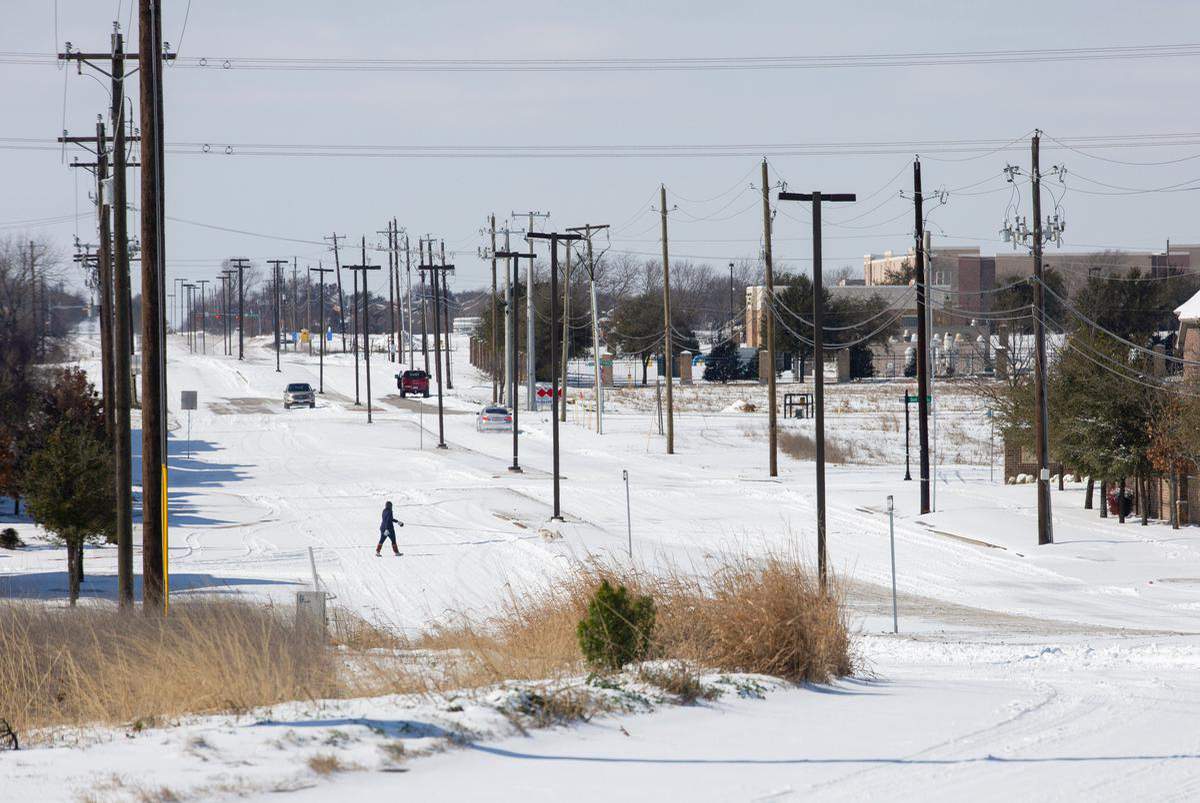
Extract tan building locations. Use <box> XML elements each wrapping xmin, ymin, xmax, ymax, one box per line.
<box><xmin>863</xmin><ymin>247</ymin><xmax>980</xmax><ymax>287</ymax></box>
<box><xmin>744</xmin><ymin>285</ymin><xmax>785</xmax><ymax>348</ymax></box>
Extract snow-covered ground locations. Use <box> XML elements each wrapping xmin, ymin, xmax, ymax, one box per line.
<box><xmin>4</xmin><ymin>326</ymin><xmax>1200</xmax><ymax>801</ymax></box>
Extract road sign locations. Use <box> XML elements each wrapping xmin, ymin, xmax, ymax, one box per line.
<box><xmin>180</xmin><ymin>390</ymin><xmax>197</xmax><ymax>410</ymax></box>
<box><xmin>902</xmin><ymin>394</ymin><xmax>932</xmax><ymax>404</ymax></box>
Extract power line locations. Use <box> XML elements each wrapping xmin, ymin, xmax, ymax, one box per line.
<box><xmin>12</xmin><ymin>42</ymin><xmax>1200</xmax><ymax>71</ymax></box>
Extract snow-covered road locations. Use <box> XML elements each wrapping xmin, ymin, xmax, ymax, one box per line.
<box><xmin>4</xmin><ymin>328</ymin><xmax>1200</xmax><ymax>800</ymax></box>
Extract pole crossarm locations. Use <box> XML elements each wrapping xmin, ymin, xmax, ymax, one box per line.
<box><xmin>778</xmin><ymin>192</ymin><xmax>857</xmax><ymax>203</ymax></box>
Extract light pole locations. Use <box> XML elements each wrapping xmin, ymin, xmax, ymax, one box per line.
<box><xmin>778</xmin><ymin>188</ymin><xmax>857</xmax><ymax>590</ymax></box>
<box><xmin>309</xmin><ymin>264</ymin><xmax>333</xmax><ymax>394</ymax></box>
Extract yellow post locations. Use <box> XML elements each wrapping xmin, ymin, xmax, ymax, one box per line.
<box><xmin>161</xmin><ymin>463</ymin><xmax>169</xmax><ymax>612</ymax></box>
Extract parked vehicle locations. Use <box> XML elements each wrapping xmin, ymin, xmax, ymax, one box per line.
<box><xmin>283</xmin><ymin>382</ymin><xmax>316</xmax><ymax>409</ymax></box>
<box><xmin>397</xmin><ymin>369</ymin><xmax>430</xmax><ymax>398</ymax></box>
<box><xmin>475</xmin><ymin>405</ymin><xmax>513</xmax><ymax>432</ymax></box>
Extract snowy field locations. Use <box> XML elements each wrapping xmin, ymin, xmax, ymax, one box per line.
<box><xmin>4</xmin><ymin>327</ymin><xmax>1200</xmax><ymax>801</ymax></box>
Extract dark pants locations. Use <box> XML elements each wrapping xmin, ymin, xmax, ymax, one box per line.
<box><xmin>378</xmin><ymin>529</ymin><xmax>397</xmax><ymax>551</ymax></box>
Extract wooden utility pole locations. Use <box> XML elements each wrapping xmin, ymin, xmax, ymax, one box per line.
<box><xmin>139</xmin><ymin>0</ymin><xmax>169</xmax><ymax>610</ymax></box>
<box><xmin>268</xmin><ymin>259</ymin><xmax>287</xmax><ymax>372</ymax></box>
<box><xmin>914</xmin><ymin>159</ymin><xmax>931</xmax><ymax>515</ymax></box>
<box><xmin>496</xmin><ymin>249</ymin><xmax>535</xmax><ymax>470</ymax></box>
<box><xmin>419</xmin><ymin>247</ymin><xmax>455</xmax><ymax>448</ymax></box>
<box><xmin>378</xmin><ymin>221</ymin><xmax>396</xmax><ymax>362</ymax></box>
<box><xmin>779</xmin><ymin>189</ymin><xmax>857</xmax><ymax>591</ymax></box>
<box><xmin>196</xmin><ymin>279</ymin><xmax>209</xmax><ymax>354</ymax></box>
<box><xmin>230</xmin><ymin>258</ymin><xmax>249</xmax><ymax>360</ymax></box>
<box><xmin>346</xmin><ymin>245</ymin><xmax>381</xmax><ymax>423</ymax></box>
<box><xmin>761</xmin><ymin>160</ymin><xmax>778</xmax><ymax>477</ymax></box>
<box><xmin>566</xmin><ymin>223</ymin><xmax>610</xmax><ymax>435</ymax></box>
<box><xmin>440</xmin><ymin>240</ymin><xmax>454</xmax><ymax>390</ymax></box>
<box><xmin>309</xmin><ymin>265</ymin><xmax>333</xmax><ymax>393</ymax></box>
<box><xmin>404</xmin><ymin>235</ymin><xmax>414</xmax><ymax>366</ymax></box>
<box><xmin>1031</xmin><ymin>131</ymin><xmax>1054</xmax><ymax>545</ymax></box>
<box><xmin>560</xmin><ymin>242</ymin><xmax>572</xmax><ymax>422</ymax></box>
<box><xmin>109</xmin><ymin>35</ymin><xmax>136</xmax><ymax>603</ymax></box>
<box><xmin>659</xmin><ymin>185</ymin><xmax>675</xmax><ymax>454</ymax></box>
<box><xmin>325</xmin><ymin>233</ymin><xmax>347</xmax><ymax>352</ymax></box>
<box><xmin>419</xmin><ymin>241</ymin><xmax>430</xmax><ymax>374</ymax></box>
<box><xmin>527</xmin><ymin>231</ymin><xmax>583</xmax><ymax>520</ymax></box>
<box><xmin>490</xmin><ymin>214</ymin><xmax>498</xmax><ymax>403</ymax></box>
<box><xmin>513</xmin><ymin>211</ymin><xmax>550</xmax><ymax>410</ymax></box>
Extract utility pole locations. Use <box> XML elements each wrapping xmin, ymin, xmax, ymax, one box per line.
<box><xmin>514</xmin><ymin>211</ymin><xmax>550</xmax><ymax>410</ymax></box>
<box><xmin>378</xmin><ymin>221</ymin><xmax>396</xmax><ymax>362</ymax></box>
<box><xmin>914</xmin><ymin>158</ymin><xmax>931</xmax><ymax>515</ymax></box>
<box><xmin>309</xmin><ymin>265</ymin><xmax>333</xmax><ymax>393</ymax></box>
<box><xmin>325</xmin><ymin>232</ymin><xmax>347</xmax><ymax>353</ymax></box>
<box><xmin>196</xmin><ymin>279</ymin><xmax>209</xmax><ymax>354</ymax></box>
<box><xmin>350</xmin><ymin>236</ymin><xmax>362</xmax><ymax>400</ymax></box>
<box><xmin>220</xmin><ymin>269</ymin><xmax>235</xmax><ymax>356</ymax></box>
<box><xmin>761</xmin><ymin>160</ymin><xmax>778</xmax><ymax>477</ymax></box>
<box><xmin>659</xmin><ymin>186</ymin><xmax>675</xmax><ymax>455</ymax></box>
<box><xmin>419</xmin><ymin>241</ymin><xmax>430</xmax><ymax>374</ymax></box>
<box><xmin>566</xmin><ymin>223</ymin><xmax>610</xmax><ymax>434</ymax></box>
<box><xmin>58</xmin><ymin>25</ymin><xmax>154</xmax><ymax>608</ymax></box>
<box><xmin>440</xmin><ymin>240</ymin><xmax>454</xmax><ymax>390</ymax></box>
<box><xmin>489</xmin><ymin>214</ymin><xmax>498</xmax><ymax>403</ymax></box>
<box><xmin>779</xmin><ymin>188</ymin><xmax>857</xmax><ymax>591</ymax></box>
<box><xmin>268</xmin><ymin>259</ymin><xmax>287</xmax><ymax>372</ymax></box>
<box><xmin>404</xmin><ymin>235</ymin><xmax>414</xmax><ymax>367</ymax></box>
<box><xmin>291</xmin><ymin>257</ymin><xmax>299</xmax><ymax>343</ymax></box>
<box><xmin>393</xmin><ymin>219</ymin><xmax>402</xmax><ymax>364</ymax></box>
<box><xmin>139</xmin><ymin>0</ymin><xmax>170</xmax><ymax>611</ymax></box>
<box><xmin>231</xmin><ymin>258</ymin><xmax>250</xmax><ymax>360</ymax></box>
<box><xmin>1031</xmin><ymin>131</ymin><xmax>1054</xmax><ymax>546</ymax></box>
<box><xmin>419</xmin><ymin>247</ymin><xmax>455</xmax><ymax>448</ymax></box>
<box><xmin>496</xmin><ymin>250</ymin><xmax>535</xmax><ymax>470</ymax></box>
<box><xmin>559</xmin><ymin>243</ymin><xmax>572</xmax><ymax>423</ymax></box>
<box><xmin>346</xmin><ymin>244</ymin><xmax>381</xmax><ymax>423</ymax></box>
<box><xmin>528</xmin><ymin>231</ymin><xmax>583</xmax><ymax>521</ymax></box>
<box><xmin>729</xmin><ymin>262</ymin><xmax>735</xmax><ymax>328</ymax></box>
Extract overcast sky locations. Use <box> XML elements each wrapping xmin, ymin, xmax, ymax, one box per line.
<box><xmin>5</xmin><ymin>0</ymin><xmax>1200</xmax><ymax>296</ymax></box>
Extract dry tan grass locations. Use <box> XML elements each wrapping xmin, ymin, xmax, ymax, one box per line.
<box><xmin>0</xmin><ymin>599</ymin><xmax>332</xmax><ymax>737</ymax></box>
<box><xmin>415</xmin><ymin>551</ymin><xmax>853</xmax><ymax>686</ymax></box>
<box><xmin>3</xmin><ymin>554</ymin><xmax>852</xmax><ymax>741</ymax></box>
<box><xmin>306</xmin><ymin>753</ymin><xmax>348</xmax><ymax>775</ymax></box>
<box><xmin>776</xmin><ymin>430</ymin><xmax>855</xmax><ymax>464</ymax></box>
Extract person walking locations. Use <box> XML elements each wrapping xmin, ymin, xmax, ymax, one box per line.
<box><xmin>376</xmin><ymin>500</ymin><xmax>403</xmax><ymax>556</ymax></box>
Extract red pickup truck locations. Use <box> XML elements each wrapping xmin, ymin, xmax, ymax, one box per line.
<box><xmin>396</xmin><ymin>369</ymin><xmax>430</xmax><ymax>398</ymax></box>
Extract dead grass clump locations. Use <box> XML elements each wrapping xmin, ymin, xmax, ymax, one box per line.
<box><xmin>0</xmin><ymin>599</ymin><xmax>333</xmax><ymax>737</ymax></box>
<box><xmin>652</xmin><ymin>553</ymin><xmax>854</xmax><ymax>684</ymax></box>
<box><xmin>508</xmin><ymin>686</ymin><xmax>608</xmax><ymax>728</ymax></box>
<box><xmin>416</xmin><ymin>551</ymin><xmax>854</xmax><ymax>688</ymax></box>
<box><xmin>329</xmin><ymin>607</ymin><xmax>404</xmax><ymax>651</ymax></box>
<box><xmin>638</xmin><ymin>664</ymin><xmax>719</xmax><ymax>704</ymax></box>
<box><xmin>777</xmin><ymin>431</ymin><xmax>855</xmax><ymax>464</ymax></box>
<box><xmin>306</xmin><ymin>752</ymin><xmax>347</xmax><ymax>775</ymax></box>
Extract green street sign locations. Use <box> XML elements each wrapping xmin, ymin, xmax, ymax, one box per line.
<box><xmin>902</xmin><ymin>394</ymin><xmax>932</xmax><ymax>403</ymax></box>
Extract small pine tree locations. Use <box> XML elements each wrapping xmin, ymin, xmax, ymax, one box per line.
<box><xmin>576</xmin><ymin>579</ymin><xmax>655</xmax><ymax>672</ymax></box>
<box><xmin>703</xmin><ymin>340</ymin><xmax>741</xmax><ymax>384</ymax></box>
<box><xmin>22</xmin><ymin>422</ymin><xmax>115</xmax><ymax>605</ymax></box>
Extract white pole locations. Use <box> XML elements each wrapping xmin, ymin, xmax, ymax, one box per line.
<box><xmin>623</xmin><ymin>469</ymin><xmax>632</xmax><ymax>559</ymax></box>
<box><xmin>308</xmin><ymin>546</ymin><xmax>321</xmax><ymax>591</ymax></box>
<box><xmin>888</xmin><ymin>494</ymin><xmax>898</xmax><ymax>634</ymax></box>
<box><xmin>591</xmin><ymin>271</ymin><xmax>604</xmax><ymax>434</ymax></box>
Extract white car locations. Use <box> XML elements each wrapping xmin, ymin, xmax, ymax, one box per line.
<box><xmin>475</xmin><ymin>405</ymin><xmax>513</xmax><ymax>432</ymax></box>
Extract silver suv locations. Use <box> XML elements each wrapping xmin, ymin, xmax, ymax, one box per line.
<box><xmin>284</xmin><ymin>382</ymin><xmax>316</xmax><ymax>409</ymax></box>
